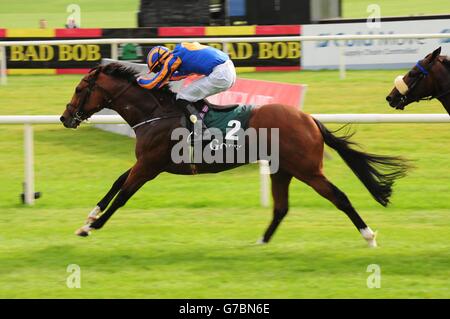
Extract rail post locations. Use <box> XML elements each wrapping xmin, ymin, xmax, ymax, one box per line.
<box><xmin>23</xmin><ymin>124</ymin><xmax>35</xmax><ymax>205</ymax></box>
<box><xmin>0</xmin><ymin>45</ymin><xmax>7</xmax><ymax>85</ymax></box>
<box><xmin>222</xmin><ymin>40</ymin><xmax>228</xmax><ymax>55</ymax></box>
<box><xmin>111</xmin><ymin>43</ymin><xmax>119</xmax><ymax>60</ymax></box>
<box><xmin>339</xmin><ymin>45</ymin><xmax>346</xmax><ymax>80</ymax></box>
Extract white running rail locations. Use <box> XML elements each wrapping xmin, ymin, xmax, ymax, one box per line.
<box><xmin>1</xmin><ymin>33</ymin><xmax>450</xmax><ymax>84</ymax></box>
<box><xmin>1</xmin><ymin>114</ymin><xmax>448</xmax><ymax>205</ymax></box>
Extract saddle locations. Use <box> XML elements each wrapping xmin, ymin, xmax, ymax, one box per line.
<box><xmin>178</xmin><ymin>99</ymin><xmax>240</xmax><ymax>132</ymax></box>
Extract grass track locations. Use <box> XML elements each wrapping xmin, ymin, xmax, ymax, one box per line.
<box><xmin>0</xmin><ymin>0</ymin><xmax>140</xmax><ymax>28</ymax></box>
<box><xmin>1</xmin><ymin>0</ymin><xmax>449</xmax><ymax>28</ymax></box>
<box><xmin>0</xmin><ymin>70</ymin><xmax>449</xmax><ymax>298</ymax></box>
<box><xmin>343</xmin><ymin>0</ymin><xmax>450</xmax><ymax>18</ymax></box>
<box><xmin>1</xmin><ymin>208</ymin><xmax>449</xmax><ymax>298</ymax></box>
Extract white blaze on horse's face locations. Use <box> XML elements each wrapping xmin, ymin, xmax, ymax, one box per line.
<box><xmin>394</xmin><ymin>75</ymin><xmax>409</xmax><ymax>95</ymax></box>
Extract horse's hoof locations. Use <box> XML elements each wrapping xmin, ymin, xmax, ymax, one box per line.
<box><xmin>367</xmin><ymin>231</ymin><xmax>378</xmax><ymax>248</ymax></box>
<box><xmin>76</xmin><ymin>230</ymin><xmax>89</xmax><ymax>237</ymax></box>
<box><xmin>367</xmin><ymin>240</ymin><xmax>377</xmax><ymax>248</ymax></box>
<box><xmin>75</xmin><ymin>225</ymin><xmax>92</xmax><ymax>237</ymax></box>
<box><xmin>361</xmin><ymin>227</ymin><xmax>378</xmax><ymax>248</ymax></box>
<box><xmin>256</xmin><ymin>238</ymin><xmax>268</xmax><ymax>245</ymax></box>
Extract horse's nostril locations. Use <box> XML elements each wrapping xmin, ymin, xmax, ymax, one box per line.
<box><xmin>60</xmin><ymin>116</ymin><xmax>65</xmax><ymax>123</ymax></box>
<box><xmin>386</xmin><ymin>96</ymin><xmax>392</xmax><ymax>102</ymax></box>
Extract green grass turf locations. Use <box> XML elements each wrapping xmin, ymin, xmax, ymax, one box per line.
<box><xmin>0</xmin><ymin>70</ymin><xmax>449</xmax><ymax>298</ymax></box>
<box><xmin>343</xmin><ymin>0</ymin><xmax>450</xmax><ymax>18</ymax></box>
<box><xmin>0</xmin><ymin>0</ymin><xmax>140</xmax><ymax>28</ymax></box>
<box><xmin>0</xmin><ymin>0</ymin><xmax>449</xmax><ymax>28</ymax></box>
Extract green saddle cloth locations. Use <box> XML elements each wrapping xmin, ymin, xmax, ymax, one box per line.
<box><xmin>203</xmin><ymin>104</ymin><xmax>255</xmax><ymax>135</ymax></box>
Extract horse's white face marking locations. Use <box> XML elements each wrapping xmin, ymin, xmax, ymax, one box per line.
<box><xmin>394</xmin><ymin>75</ymin><xmax>409</xmax><ymax>95</ymax></box>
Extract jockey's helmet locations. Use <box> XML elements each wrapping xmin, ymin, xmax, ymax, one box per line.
<box><xmin>146</xmin><ymin>46</ymin><xmax>171</xmax><ymax>73</ymax></box>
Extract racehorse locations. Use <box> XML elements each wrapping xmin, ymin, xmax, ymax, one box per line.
<box><xmin>386</xmin><ymin>47</ymin><xmax>450</xmax><ymax>115</ymax></box>
<box><xmin>60</xmin><ymin>62</ymin><xmax>409</xmax><ymax>247</ymax></box>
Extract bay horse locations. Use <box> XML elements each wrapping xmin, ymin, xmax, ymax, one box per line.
<box><xmin>60</xmin><ymin>63</ymin><xmax>409</xmax><ymax>247</ymax></box>
<box><xmin>386</xmin><ymin>47</ymin><xmax>450</xmax><ymax>115</ymax></box>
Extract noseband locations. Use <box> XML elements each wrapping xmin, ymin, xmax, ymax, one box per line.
<box><xmin>66</xmin><ymin>70</ymin><xmax>132</xmax><ymax>123</ymax></box>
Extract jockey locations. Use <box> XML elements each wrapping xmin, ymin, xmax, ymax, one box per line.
<box><xmin>136</xmin><ymin>42</ymin><xmax>236</xmax><ymax>123</ymax></box>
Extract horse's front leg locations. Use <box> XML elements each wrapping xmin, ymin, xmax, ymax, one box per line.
<box><xmin>82</xmin><ymin>168</ymin><xmax>131</xmax><ymax>225</ymax></box>
<box><xmin>75</xmin><ymin>161</ymin><xmax>160</xmax><ymax>236</ymax></box>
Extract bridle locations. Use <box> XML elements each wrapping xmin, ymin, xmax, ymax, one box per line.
<box><xmin>66</xmin><ymin>67</ymin><xmax>181</xmax><ymax>131</ymax></box>
<box><xmin>66</xmin><ymin>69</ymin><xmax>132</xmax><ymax>124</ymax></box>
<box><xmin>398</xmin><ymin>58</ymin><xmax>450</xmax><ymax>106</ymax></box>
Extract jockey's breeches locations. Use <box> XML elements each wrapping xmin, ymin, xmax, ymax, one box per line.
<box><xmin>176</xmin><ymin>60</ymin><xmax>236</xmax><ymax>106</ymax></box>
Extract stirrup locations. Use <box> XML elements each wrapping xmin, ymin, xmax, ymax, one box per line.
<box><xmin>189</xmin><ymin>114</ymin><xmax>198</xmax><ymax>124</ymax></box>
<box><xmin>188</xmin><ymin>112</ymin><xmax>207</xmax><ymax>130</ymax></box>
<box><xmin>186</xmin><ymin>104</ymin><xmax>201</xmax><ymax>123</ymax></box>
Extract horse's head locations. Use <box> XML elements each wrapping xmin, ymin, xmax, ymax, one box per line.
<box><xmin>61</xmin><ymin>63</ymin><xmax>176</xmax><ymax>129</ymax></box>
<box><xmin>386</xmin><ymin>47</ymin><xmax>448</xmax><ymax>110</ymax></box>
<box><xmin>60</xmin><ymin>67</ymin><xmax>110</xmax><ymax>128</ymax></box>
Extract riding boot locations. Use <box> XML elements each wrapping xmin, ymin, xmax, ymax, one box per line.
<box><xmin>176</xmin><ymin>99</ymin><xmax>200</xmax><ymax>123</ymax></box>
<box><xmin>175</xmin><ymin>98</ymin><xmax>205</xmax><ymax>142</ymax></box>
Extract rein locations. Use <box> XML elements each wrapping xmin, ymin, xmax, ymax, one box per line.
<box><xmin>68</xmin><ymin>69</ymin><xmax>182</xmax><ymax>130</ymax></box>
<box><xmin>131</xmin><ymin>115</ymin><xmax>180</xmax><ymax>130</ymax></box>
<box><xmin>129</xmin><ymin>86</ymin><xmax>181</xmax><ymax>131</ymax></box>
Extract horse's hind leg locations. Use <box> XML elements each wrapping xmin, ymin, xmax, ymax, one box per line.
<box><xmin>303</xmin><ymin>174</ymin><xmax>377</xmax><ymax>247</ymax></box>
<box><xmin>83</xmin><ymin>169</ymin><xmax>131</xmax><ymax>224</ymax></box>
<box><xmin>258</xmin><ymin>170</ymin><xmax>292</xmax><ymax>244</ymax></box>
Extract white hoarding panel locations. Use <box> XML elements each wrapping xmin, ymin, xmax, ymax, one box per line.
<box><xmin>302</xmin><ymin>19</ymin><xmax>450</xmax><ymax>69</ymax></box>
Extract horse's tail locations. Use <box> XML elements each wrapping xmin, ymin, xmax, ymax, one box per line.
<box><xmin>312</xmin><ymin>118</ymin><xmax>409</xmax><ymax>207</ymax></box>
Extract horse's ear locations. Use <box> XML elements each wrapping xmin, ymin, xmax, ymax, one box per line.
<box><xmin>93</xmin><ymin>66</ymin><xmax>102</xmax><ymax>76</ymax></box>
<box><xmin>431</xmin><ymin>47</ymin><xmax>441</xmax><ymax>60</ymax></box>
<box><xmin>87</xmin><ymin>66</ymin><xmax>101</xmax><ymax>77</ymax></box>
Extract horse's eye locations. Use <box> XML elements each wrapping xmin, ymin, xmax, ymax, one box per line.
<box><xmin>75</xmin><ymin>87</ymin><xmax>82</xmax><ymax>94</ymax></box>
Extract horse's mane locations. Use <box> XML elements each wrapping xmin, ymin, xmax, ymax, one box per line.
<box><xmin>92</xmin><ymin>62</ymin><xmax>174</xmax><ymax>95</ymax></box>
<box><xmin>98</xmin><ymin>62</ymin><xmax>139</xmax><ymax>83</ymax></box>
